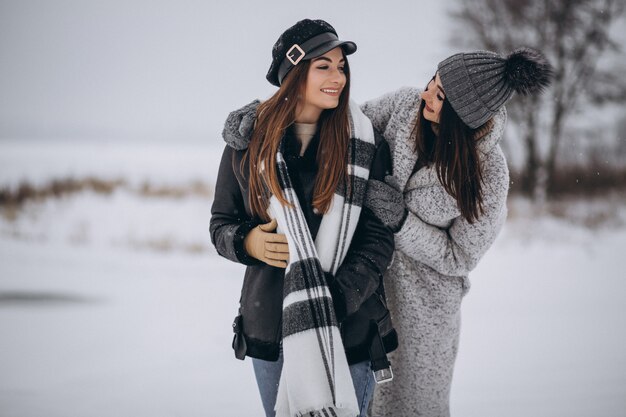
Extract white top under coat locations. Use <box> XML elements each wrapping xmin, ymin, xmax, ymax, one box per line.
<box><xmin>293</xmin><ymin>122</ymin><xmax>317</xmax><ymax>156</ymax></box>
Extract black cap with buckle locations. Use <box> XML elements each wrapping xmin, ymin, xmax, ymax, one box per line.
<box><xmin>266</xmin><ymin>19</ymin><xmax>357</xmax><ymax>87</ymax></box>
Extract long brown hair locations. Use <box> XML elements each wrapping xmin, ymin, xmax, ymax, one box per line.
<box><xmin>413</xmin><ymin>98</ymin><xmax>491</xmax><ymax>223</ymax></box>
<box><xmin>244</xmin><ymin>56</ymin><xmax>352</xmax><ymax>221</ymax></box>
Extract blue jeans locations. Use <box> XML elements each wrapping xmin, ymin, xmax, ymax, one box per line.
<box><xmin>252</xmin><ymin>354</ymin><xmax>375</xmax><ymax>417</ymax></box>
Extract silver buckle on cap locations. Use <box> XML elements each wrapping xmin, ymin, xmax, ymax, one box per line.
<box><xmin>286</xmin><ymin>44</ymin><xmax>305</xmax><ymax>65</ymax></box>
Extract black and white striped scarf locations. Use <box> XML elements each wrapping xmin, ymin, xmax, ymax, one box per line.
<box><xmin>269</xmin><ymin>102</ymin><xmax>376</xmax><ymax>417</ymax></box>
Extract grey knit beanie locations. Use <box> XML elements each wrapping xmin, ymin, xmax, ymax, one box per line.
<box><xmin>437</xmin><ymin>47</ymin><xmax>553</xmax><ymax>129</ymax></box>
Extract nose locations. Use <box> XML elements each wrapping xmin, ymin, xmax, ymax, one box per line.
<box><xmin>330</xmin><ymin>67</ymin><xmax>344</xmax><ymax>85</ymax></box>
<box><xmin>422</xmin><ymin>88</ymin><xmax>431</xmax><ymax>100</ymax></box>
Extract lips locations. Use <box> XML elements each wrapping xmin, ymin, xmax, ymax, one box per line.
<box><xmin>321</xmin><ymin>88</ymin><xmax>340</xmax><ymax>96</ymax></box>
<box><xmin>424</xmin><ymin>103</ymin><xmax>434</xmax><ymax>112</ymax></box>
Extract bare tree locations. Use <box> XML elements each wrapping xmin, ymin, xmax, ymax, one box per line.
<box><xmin>451</xmin><ymin>0</ymin><xmax>626</xmax><ymax>198</ymax></box>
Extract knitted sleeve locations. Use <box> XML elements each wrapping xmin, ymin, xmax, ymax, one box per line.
<box><xmin>394</xmin><ymin>149</ymin><xmax>510</xmax><ymax>277</ymax></box>
<box><xmin>361</xmin><ymin>87</ymin><xmax>419</xmax><ymax>134</ymax></box>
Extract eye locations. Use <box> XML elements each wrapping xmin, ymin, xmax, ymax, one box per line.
<box><xmin>316</xmin><ymin>65</ymin><xmax>329</xmax><ymax>70</ymax></box>
<box><xmin>437</xmin><ymin>94</ymin><xmax>444</xmax><ymax>101</ymax></box>
<box><xmin>338</xmin><ymin>66</ymin><xmax>345</xmax><ymax>72</ymax></box>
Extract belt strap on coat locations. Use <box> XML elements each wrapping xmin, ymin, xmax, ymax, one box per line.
<box><xmin>368</xmin><ymin>321</ymin><xmax>393</xmax><ymax>384</ymax></box>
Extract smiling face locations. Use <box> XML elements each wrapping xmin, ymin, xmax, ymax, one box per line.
<box><xmin>295</xmin><ymin>47</ymin><xmax>347</xmax><ymax>123</ymax></box>
<box><xmin>422</xmin><ymin>72</ymin><xmax>446</xmax><ymax>124</ymax></box>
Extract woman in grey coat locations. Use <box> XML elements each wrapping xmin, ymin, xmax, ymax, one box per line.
<box><xmin>362</xmin><ymin>48</ymin><xmax>552</xmax><ymax>416</ymax></box>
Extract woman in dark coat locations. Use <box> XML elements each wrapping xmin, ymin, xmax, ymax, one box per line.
<box><xmin>209</xmin><ymin>19</ymin><xmax>397</xmax><ymax>417</ymax></box>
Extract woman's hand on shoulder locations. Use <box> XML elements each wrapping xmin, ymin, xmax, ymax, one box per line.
<box><xmin>222</xmin><ymin>100</ymin><xmax>261</xmax><ymax>150</ymax></box>
<box><xmin>364</xmin><ymin>175</ymin><xmax>408</xmax><ymax>233</ymax></box>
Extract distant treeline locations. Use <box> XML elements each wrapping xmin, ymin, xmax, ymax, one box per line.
<box><xmin>2</xmin><ymin>167</ymin><xmax>625</xmax><ymax>213</ymax></box>
<box><xmin>509</xmin><ymin>164</ymin><xmax>626</xmax><ymax>197</ymax></box>
<box><xmin>0</xmin><ymin>177</ymin><xmax>213</xmax><ymax>209</ymax></box>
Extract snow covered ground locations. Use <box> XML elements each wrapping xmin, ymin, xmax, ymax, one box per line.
<box><xmin>1</xmin><ymin>140</ymin><xmax>625</xmax><ymax>416</ymax></box>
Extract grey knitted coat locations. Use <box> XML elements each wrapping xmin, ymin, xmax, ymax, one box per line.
<box><xmin>361</xmin><ymin>87</ymin><xmax>509</xmax><ymax>417</ymax></box>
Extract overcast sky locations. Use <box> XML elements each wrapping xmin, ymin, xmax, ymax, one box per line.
<box><xmin>0</xmin><ymin>0</ymin><xmax>452</xmax><ymax>142</ymax></box>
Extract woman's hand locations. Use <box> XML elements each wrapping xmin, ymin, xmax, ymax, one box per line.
<box><xmin>243</xmin><ymin>219</ymin><xmax>290</xmax><ymax>268</ymax></box>
<box><xmin>222</xmin><ymin>100</ymin><xmax>260</xmax><ymax>150</ymax></box>
<box><xmin>364</xmin><ymin>175</ymin><xmax>408</xmax><ymax>233</ymax></box>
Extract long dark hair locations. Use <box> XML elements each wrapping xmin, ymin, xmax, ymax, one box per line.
<box><xmin>412</xmin><ymin>97</ymin><xmax>489</xmax><ymax>223</ymax></box>
<box><xmin>244</xmin><ymin>56</ymin><xmax>352</xmax><ymax>221</ymax></box>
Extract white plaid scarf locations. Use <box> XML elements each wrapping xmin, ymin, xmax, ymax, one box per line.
<box><xmin>268</xmin><ymin>102</ymin><xmax>376</xmax><ymax>417</ymax></box>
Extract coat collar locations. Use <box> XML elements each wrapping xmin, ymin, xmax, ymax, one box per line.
<box><xmin>477</xmin><ymin>106</ymin><xmax>507</xmax><ymax>156</ymax></box>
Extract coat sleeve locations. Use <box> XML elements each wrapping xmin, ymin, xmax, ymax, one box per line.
<box><xmin>360</xmin><ymin>91</ymin><xmax>400</xmax><ymax>134</ymax></box>
<box><xmin>209</xmin><ymin>145</ymin><xmax>261</xmax><ymax>265</ymax></box>
<box><xmin>328</xmin><ymin>135</ymin><xmax>395</xmax><ymax>321</ymax></box>
<box><xmin>360</xmin><ymin>87</ymin><xmax>421</xmax><ymax>134</ymax></box>
<box><xmin>394</xmin><ymin>151</ymin><xmax>510</xmax><ymax>277</ymax></box>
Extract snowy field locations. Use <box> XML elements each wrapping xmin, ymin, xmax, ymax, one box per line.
<box><xmin>1</xmin><ymin>140</ymin><xmax>626</xmax><ymax>417</ymax></box>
